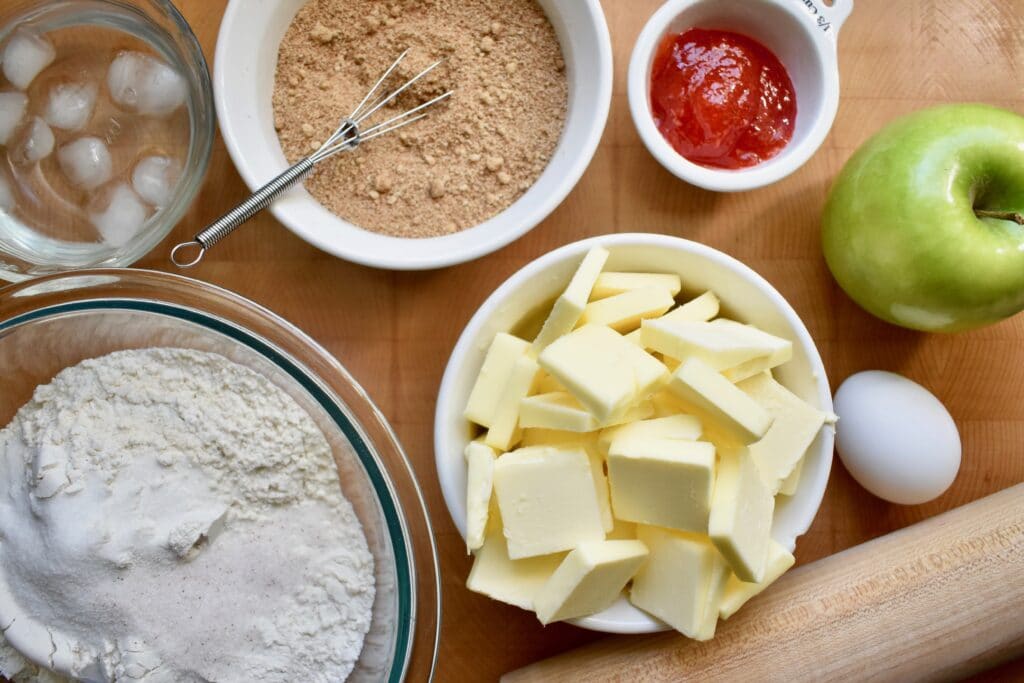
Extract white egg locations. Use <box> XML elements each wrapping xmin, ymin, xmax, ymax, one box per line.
<box><xmin>834</xmin><ymin>370</ymin><xmax>961</xmax><ymax>505</ymax></box>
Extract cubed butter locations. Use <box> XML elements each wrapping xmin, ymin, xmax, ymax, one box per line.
<box><xmin>668</xmin><ymin>358</ymin><xmax>772</xmax><ymax>444</ymax></box>
<box><xmin>516</xmin><ymin>430</ymin><xmax>614</xmax><ymax>533</ymax></box>
<box><xmin>721</xmin><ymin>343</ymin><xmax>792</xmax><ymax>383</ymax></box>
<box><xmin>539</xmin><ymin>324</ymin><xmax>668</xmax><ymax>423</ymax></box>
<box><xmin>591</xmin><ymin>272</ymin><xmax>682</xmax><ymax>300</ymax></box>
<box><xmin>520</xmin><ymin>428</ymin><xmax>593</xmax><ymax>448</ymax></box>
<box><xmin>535</xmin><ymin>372</ymin><xmax>565</xmax><ymax>394</ymax></box>
<box><xmin>465</xmin><ymin>441</ymin><xmax>498</xmax><ymax>552</ymax></box>
<box><xmin>607</xmin><ymin>437</ymin><xmax>715</xmax><ymax>533</ymax></box>
<box><xmin>719</xmin><ymin>540</ymin><xmax>795</xmax><ymax>620</ymax></box>
<box><xmin>606</xmin><ymin>517</ymin><xmax>637</xmax><ymax>540</ymax></box>
<box><xmin>623</xmin><ymin>328</ymin><xmax>645</xmax><ymax>347</ymax></box>
<box><xmin>655</xmin><ymin>291</ymin><xmax>720</xmax><ymax>324</ymax></box>
<box><xmin>533</xmin><ymin>540</ymin><xmax>649</xmax><ymax>625</ymax></box>
<box><xmin>484</xmin><ymin>354</ymin><xmax>541</xmax><ymax>451</ymax></box>
<box><xmin>737</xmin><ymin>372</ymin><xmax>827</xmax><ymax>492</ymax></box>
<box><xmin>642</xmin><ymin>318</ymin><xmax>789</xmax><ymax>371</ymax></box>
<box><xmin>708</xmin><ymin>448</ymin><xmax>775</xmax><ymax>582</ymax></box>
<box><xmin>520</xmin><ymin>392</ymin><xmax>599</xmax><ymax>432</ymax></box>
<box><xmin>532</xmin><ymin>247</ymin><xmax>609</xmax><ymax>353</ymax></box>
<box><xmin>696</xmin><ymin>558</ymin><xmax>730</xmax><ymax>641</ymax></box>
<box><xmin>464</xmin><ymin>333</ymin><xmax>531</xmax><ymax>428</ymax></box>
<box><xmin>598</xmin><ymin>414</ymin><xmax>702</xmax><ymax>453</ymax></box>
<box><xmin>580</xmin><ymin>286</ymin><xmax>675</xmax><ymax>333</ymax></box>
<box><xmin>630</xmin><ymin>526</ymin><xmax>729</xmax><ymax>640</ymax></box>
<box><xmin>649</xmin><ymin>389</ymin><xmax>688</xmax><ymax>417</ymax></box>
<box><xmin>493</xmin><ymin>446</ymin><xmax>606</xmax><ymax>559</ymax></box>
<box><xmin>779</xmin><ymin>458</ymin><xmax>803</xmax><ymax>496</ymax></box>
<box><xmin>467</xmin><ymin>524</ymin><xmax>565</xmax><ymax>610</ymax></box>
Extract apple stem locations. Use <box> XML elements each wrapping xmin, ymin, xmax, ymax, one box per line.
<box><xmin>975</xmin><ymin>209</ymin><xmax>1024</xmax><ymax>225</ymax></box>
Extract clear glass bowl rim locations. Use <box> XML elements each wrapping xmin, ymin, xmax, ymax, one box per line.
<box><xmin>0</xmin><ymin>0</ymin><xmax>216</xmax><ymax>280</ymax></box>
<box><xmin>0</xmin><ymin>268</ymin><xmax>441</xmax><ymax>681</ymax></box>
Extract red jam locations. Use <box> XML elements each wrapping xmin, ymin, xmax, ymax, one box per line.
<box><xmin>650</xmin><ymin>28</ymin><xmax>796</xmax><ymax>170</ymax></box>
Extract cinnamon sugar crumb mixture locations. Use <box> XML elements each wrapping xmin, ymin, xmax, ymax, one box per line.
<box><xmin>272</xmin><ymin>0</ymin><xmax>567</xmax><ymax>238</ymax></box>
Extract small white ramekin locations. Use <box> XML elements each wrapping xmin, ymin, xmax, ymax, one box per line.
<box><xmin>434</xmin><ymin>233</ymin><xmax>835</xmax><ymax>634</ymax></box>
<box><xmin>628</xmin><ymin>0</ymin><xmax>853</xmax><ymax>192</ymax></box>
<box><xmin>214</xmin><ymin>0</ymin><xmax>612</xmax><ymax>270</ymax></box>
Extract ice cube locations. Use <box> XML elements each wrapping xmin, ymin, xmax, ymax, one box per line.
<box><xmin>90</xmin><ymin>183</ymin><xmax>151</xmax><ymax>247</ymax></box>
<box><xmin>107</xmin><ymin>51</ymin><xmax>187</xmax><ymax>116</ymax></box>
<box><xmin>2</xmin><ymin>29</ymin><xmax>56</xmax><ymax>90</ymax></box>
<box><xmin>44</xmin><ymin>81</ymin><xmax>98</xmax><ymax>131</ymax></box>
<box><xmin>0</xmin><ymin>174</ymin><xmax>13</xmax><ymax>211</ymax></box>
<box><xmin>15</xmin><ymin>116</ymin><xmax>54</xmax><ymax>164</ymax></box>
<box><xmin>58</xmin><ymin>136</ymin><xmax>113</xmax><ymax>190</ymax></box>
<box><xmin>0</xmin><ymin>91</ymin><xmax>27</xmax><ymax>144</ymax></box>
<box><xmin>131</xmin><ymin>155</ymin><xmax>180</xmax><ymax>207</ymax></box>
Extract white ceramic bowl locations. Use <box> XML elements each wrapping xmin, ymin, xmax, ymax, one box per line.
<box><xmin>434</xmin><ymin>233</ymin><xmax>834</xmax><ymax>633</ymax></box>
<box><xmin>213</xmin><ymin>0</ymin><xmax>612</xmax><ymax>270</ymax></box>
<box><xmin>628</xmin><ymin>0</ymin><xmax>853</xmax><ymax>192</ymax></box>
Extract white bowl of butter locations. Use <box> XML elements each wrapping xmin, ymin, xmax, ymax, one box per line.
<box><xmin>435</xmin><ymin>233</ymin><xmax>834</xmax><ymax>634</ymax></box>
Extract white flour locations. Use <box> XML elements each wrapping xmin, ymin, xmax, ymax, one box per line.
<box><xmin>0</xmin><ymin>348</ymin><xmax>375</xmax><ymax>682</ymax></box>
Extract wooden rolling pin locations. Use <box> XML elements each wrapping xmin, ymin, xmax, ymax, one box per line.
<box><xmin>504</xmin><ymin>484</ymin><xmax>1024</xmax><ymax>682</ymax></box>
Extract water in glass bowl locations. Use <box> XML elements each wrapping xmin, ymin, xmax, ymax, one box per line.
<box><xmin>0</xmin><ymin>3</ymin><xmax>192</xmax><ymax>274</ymax></box>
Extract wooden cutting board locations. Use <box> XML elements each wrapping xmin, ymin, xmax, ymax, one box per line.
<box><xmin>147</xmin><ymin>1</ymin><xmax>1024</xmax><ymax>680</ymax></box>
<box><xmin>505</xmin><ymin>483</ymin><xmax>1024</xmax><ymax>682</ymax></box>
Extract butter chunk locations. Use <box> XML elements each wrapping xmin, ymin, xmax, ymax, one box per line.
<box><xmin>630</xmin><ymin>526</ymin><xmax>729</xmax><ymax>640</ymax></box>
<box><xmin>535</xmin><ymin>372</ymin><xmax>565</xmax><ymax>394</ymax></box>
<box><xmin>520</xmin><ymin>392</ymin><xmax>599</xmax><ymax>432</ymax></box>
<box><xmin>534</xmin><ymin>540</ymin><xmax>649</xmax><ymax>625</ymax></box>
<box><xmin>465</xmin><ymin>441</ymin><xmax>497</xmax><ymax>552</ymax></box>
<box><xmin>591</xmin><ymin>272</ymin><xmax>682</xmax><ymax>300</ymax></box>
<box><xmin>720</xmin><ymin>540</ymin><xmax>795</xmax><ymax>620</ymax></box>
<box><xmin>493</xmin><ymin>446</ymin><xmax>605</xmax><ymax>559</ymax></box>
<box><xmin>484</xmin><ymin>354</ymin><xmax>540</xmax><ymax>451</ymax></box>
<box><xmin>520</xmin><ymin>428</ymin><xmax>594</xmax><ymax>448</ymax></box>
<box><xmin>598</xmin><ymin>414</ymin><xmax>701</xmax><ymax>453</ymax></box>
<box><xmin>580</xmin><ymin>286</ymin><xmax>675</xmax><ymax>333</ymax></box>
<box><xmin>623</xmin><ymin>329</ymin><xmax>645</xmax><ymax>347</ymax></box>
<box><xmin>532</xmin><ymin>247</ymin><xmax>609</xmax><ymax>353</ymax></box>
<box><xmin>539</xmin><ymin>324</ymin><xmax>668</xmax><ymax>423</ymax></box>
<box><xmin>708</xmin><ymin>448</ymin><xmax>775</xmax><ymax>582</ymax></box>
<box><xmin>668</xmin><ymin>358</ymin><xmax>772</xmax><ymax>444</ymax></box>
<box><xmin>737</xmin><ymin>372</ymin><xmax>827</xmax><ymax>493</ymax></box>
<box><xmin>516</xmin><ymin>431</ymin><xmax>613</xmax><ymax>532</ymax></box>
<box><xmin>607</xmin><ymin>437</ymin><xmax>715</xmax><ymax>533</ymax></box>
<box><xmin>467</xmin><ymin>524</ymin><xmax>565</xmax><ymax>610</ymax></box>
<box><xmin>606</xmin><ymin>517</ymin><xmax>637</xmax><ymax>540</ymax></box>
<box><xmin>722</xmin><ymin>343</ymin><xmax>793</xmax><ymax>383</ymax></box>
<box><xmin>657</xmin><ymin>291</ymin><xmax>720</xmax><ymax>324</ymax></box>
<box><xmin>643</xmin><ymin>318</ymin><xmax>790</xmax><ymax>371</ymax></box>
<box><xmin>464</xmin><ymin>332</ymin><xmax>530</xmax><ymax>428</ymax></box>
<box><xmin>649</xmin><ymin>389</ymin><xmax>688</xmax><ymax>417</ymax></box>
<box><xmin>779</xmin><ymin>458</ymin><xmax>803</xmax><ymax>496</ymax></box>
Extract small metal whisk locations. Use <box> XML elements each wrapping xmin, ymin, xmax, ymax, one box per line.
<box><xmin>171</xmin><ymin>50</ymin><xmax>451</xmax><ymax>268</ymax></box>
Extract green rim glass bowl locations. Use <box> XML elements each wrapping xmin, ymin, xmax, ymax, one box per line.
<box><xmin>0</xmin><ymin>270</ymin><xmax>439</xmax><ymax>681</ymax></box>
<box><xmin>213</xmin><ymin>0</ymin><xmax>612</xmax><ymax>270</ymax></box>
<box><xmin>0</xmin><ymin>0</ymin><xmax>215</xmax><ymax>281</ymax></box>
<box><xmin>434</xmin><ymin>233</ymin><xmax>834</xmax><ymax>633</ymax></box>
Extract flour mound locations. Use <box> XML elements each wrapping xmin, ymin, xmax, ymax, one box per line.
<box><xmin>0</xmin><ymin>348</ymin><xmax>375</xmax><ymax>682</ymax></box>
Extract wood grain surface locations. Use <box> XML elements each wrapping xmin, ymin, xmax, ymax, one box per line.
<box><xmin>504</xmin><ymin>483</ymin><xmax>1024</xmax><ymax>682</ymax></box>
<box><xmin>150</xmin><ymin>1</ymin><xmax>1024</xmax><ymax>680</ymax></box>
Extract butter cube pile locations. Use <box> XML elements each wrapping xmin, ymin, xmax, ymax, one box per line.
<box><xmin>462</xmin><ymin>247</ymin><xmax>831</xmax><ymax>638</ymax></box>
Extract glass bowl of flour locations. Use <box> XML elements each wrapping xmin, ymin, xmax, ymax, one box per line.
<box><xmin>0</xmin><ymin>270</ymin><xmax>439</xmax><ymax>681</ymax></box>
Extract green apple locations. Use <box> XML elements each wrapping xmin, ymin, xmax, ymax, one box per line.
<box><xmin>822</xmin><ymin>104</ymin><xmax>1024</xmax><ymax>332</ymax></box>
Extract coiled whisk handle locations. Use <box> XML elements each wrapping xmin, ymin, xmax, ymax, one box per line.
<box><xmin>171</xmin><ymin>156</ymin><xmax>317</xmax><ymax>268</ymax></box>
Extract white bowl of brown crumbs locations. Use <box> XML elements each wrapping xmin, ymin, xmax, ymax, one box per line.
<box><xmin>213</xmin><ymin>0</ymin><xmax>612</xmax><ymax>270</ymax></box>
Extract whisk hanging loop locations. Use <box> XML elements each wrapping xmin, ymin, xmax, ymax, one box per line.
<box><xmin>171</xmin><ymin>51</ymin><xmax>450</xmax><ymax>269</ymax></box>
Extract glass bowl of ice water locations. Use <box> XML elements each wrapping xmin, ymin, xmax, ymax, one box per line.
<box><xmin>0</xmin><ymin>0</ymin><xmax>214</xmax><ymax>281</ymax></box>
